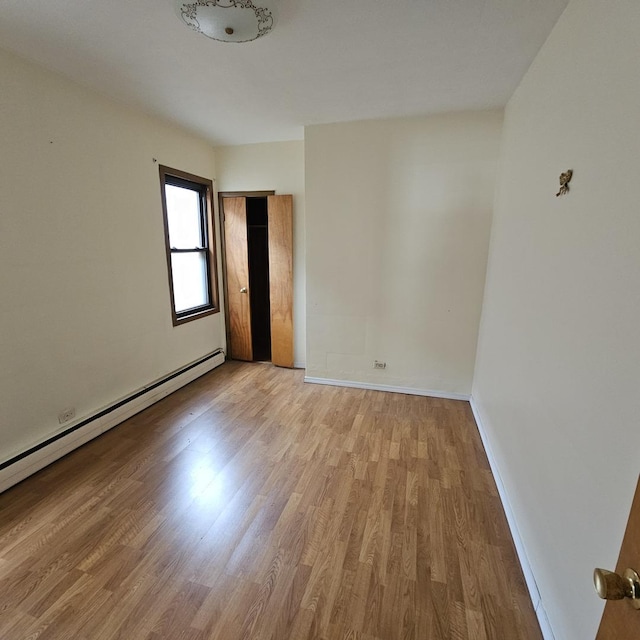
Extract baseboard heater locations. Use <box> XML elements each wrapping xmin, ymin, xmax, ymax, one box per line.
<box><xmin>0</xmin><ymin>349</ymin><xmax>226</xmax><ymax>494</ymax></box>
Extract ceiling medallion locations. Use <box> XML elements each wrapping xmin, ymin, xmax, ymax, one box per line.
<box><xmin>175</xmin><ymin>0</ymin><xmax>278</xmax><ymax>43</ymax></box>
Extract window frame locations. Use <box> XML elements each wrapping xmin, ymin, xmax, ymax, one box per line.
<box><xmin>159</xmin><ymin>165</ymin><xmax>220</xmax><ymax>326</ymax></box>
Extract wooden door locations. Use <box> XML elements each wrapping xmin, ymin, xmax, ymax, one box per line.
<box><xmin>223</xmin><ymin>197</ymin><xmax>252</xmax><ymax>361</ymax></box>
<box><xmin>267</xmin><ymin>195</ymin><xmax>294</xmax><ymax>368</ymax></box>
<box><xmin>596</xmin><ymin>475</ymin><xmax>640</xmax><ymax>638</ymax></box>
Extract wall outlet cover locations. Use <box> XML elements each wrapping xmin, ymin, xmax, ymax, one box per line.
<box><xmin>58</xmin><ymin>407</ymin><xmax>76</xmax><ymax>424</ymax></box>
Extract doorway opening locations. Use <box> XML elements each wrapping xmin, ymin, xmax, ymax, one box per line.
<box><xmin>219</xmin><ymin>191</ymin><xmax>293</xmax><ymax>368</ymax></box>
<box><xmin>246</xmin><ymin>197</ymin><xmax>271</xmax><ymax>361</ymax></box>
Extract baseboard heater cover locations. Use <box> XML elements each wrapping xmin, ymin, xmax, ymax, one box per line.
<box><xmin>0</xmin><ymin>349</ymin><xmax>225</xmax><ymax>494</ymax></box>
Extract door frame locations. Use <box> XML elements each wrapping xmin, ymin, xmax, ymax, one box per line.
<box><xmin>218</xmin><ymin>190</ymin><xmax>275</xmax><ymax>361</ymax></box>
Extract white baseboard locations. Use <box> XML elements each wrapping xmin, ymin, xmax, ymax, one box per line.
<box><xmin>469</xmin><ymin>397</ymin><xmax>555</xmax><ymax>640</ymax></box>
<box><xmin>0</xmin><ymin>350</ymin><xmax>226</xmax><ymax>494</ymax></box>
<box><xmin>535</xmin><ymin>602</ymin><xmax>556</xmax><ymax>640</ymax></box>
<box><xmin>304</xmin><ymin>376</ymin><xmax>470</xmax><ymax>401</ymax></box>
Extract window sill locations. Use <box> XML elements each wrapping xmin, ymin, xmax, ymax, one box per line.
<box><xmin>172</xmin><ymin>306</ymin><xmax>219</xmax><ymax>327</ymax></box>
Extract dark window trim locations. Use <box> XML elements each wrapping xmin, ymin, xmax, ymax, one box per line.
<box><xmin>159</xmin><ymin>165</ymin><xmax>220</xmax><ymax>326</ymax></box>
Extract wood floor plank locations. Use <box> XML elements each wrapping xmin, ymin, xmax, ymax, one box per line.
<box><xmin>0</xmin><ymin>361</ymin><xmax>542</xmax><ymax>639</ymax></box>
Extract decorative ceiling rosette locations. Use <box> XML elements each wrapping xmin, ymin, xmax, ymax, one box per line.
<box><xmin>174</xmin><ymin>0</ymin><xmax>278</xmax><ymax>43</ymax></box>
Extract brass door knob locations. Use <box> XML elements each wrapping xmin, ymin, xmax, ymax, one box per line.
<box><xmin>594</xmin><ymin>568</ymin><xmax>640</xmax><ymax>609</ymax></box>
<box><xmin>240</xmin><ymin>287</ymin><xmax>247</xmax><ymax>293</ymax></box>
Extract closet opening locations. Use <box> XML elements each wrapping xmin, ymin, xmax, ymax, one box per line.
<box><xmin>219</xmin><ymin>190</ymin><xmax>294</xmax><ymax>368</ymax></box>
<box><xmin>246</xmin><ymin>197</ymin><xmax>271</xmax><ymax>362</ymax></box>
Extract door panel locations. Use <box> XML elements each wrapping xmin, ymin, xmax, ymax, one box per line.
<box><xmin>596</xmin><ymin>475</ymin><xmax>640</xmax><ymax>639</ymax></box>
<box><xmin>267</xmin><ymin>195</ymin><xmax>294</xmax><ymax>368</ymax></box>
<box><xmin>223</xmin><ymin>197</ymin><xmax>252</xmax><ymax>361</ymax></box>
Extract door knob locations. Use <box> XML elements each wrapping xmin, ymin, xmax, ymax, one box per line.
<box><xmin>240</xmin><ymin>287</ymin><xmax>247</xmax><ymax>293</ymax></box>
<box><xmin>594</xmin><ymin>568</ymin><xmax>640</xmax><ymax>609</ymax></box>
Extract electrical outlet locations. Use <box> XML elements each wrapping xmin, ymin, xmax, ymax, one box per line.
<box><xmin>374</xmin><ymin>360</ymin><xmax>386</xmax><ymax>369</ymax></box>
<box><xmin>58</xmin><ymin>407</ymin><xmax>76</xmax><ymax>424</ymax></box>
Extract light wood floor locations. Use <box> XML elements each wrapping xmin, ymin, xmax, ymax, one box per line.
<box><xmin>0</xmin><ymin>362</ymin><xmax>542</xmax><ymax>640</ymax></box>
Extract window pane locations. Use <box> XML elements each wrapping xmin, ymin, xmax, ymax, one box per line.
<box><xmin>171</xmin><ymin>252</ymin><xmax>209</xmax><ymax>313</ymax></box>
<box><xmin>165</xmin><ymin>184</ymin><xmax>203</xmax><ymax>248</ymax></box>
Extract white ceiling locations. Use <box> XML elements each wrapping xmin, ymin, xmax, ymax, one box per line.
<box><xmin>0</xmin><ymin>0</ymin><xmax>569</xmax><ymax>146</ymax></box>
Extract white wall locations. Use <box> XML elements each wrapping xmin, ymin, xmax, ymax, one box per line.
<box><xmin>305</xmin><ymin>112</ymin><xmax>502</xmax><ymax>396</ymax></box>
<box><xmin>0</xmin><ymin>48</ymin><xmax>224</xmax><ymax>464</ymax></box>
<box><xmin>472</xmin><ymin>1</ymin><xmax>640</xmax><ymax>638</ymax></box>
<box><xmin>214</xmin><ymin>141</ymin><xmax>306</xmax><ymax>367</ymax></box>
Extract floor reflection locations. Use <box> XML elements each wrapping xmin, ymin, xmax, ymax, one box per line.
<box><xmin>189</xmin><ymin>459</ymin><xmax>225</xmax><ymax>505</ymax></box>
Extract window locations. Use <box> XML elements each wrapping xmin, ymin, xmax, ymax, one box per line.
<box><xmin>159</xmin><ymin>165</ymin><xmax>219</xmax><ymax>325</ymax></box>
